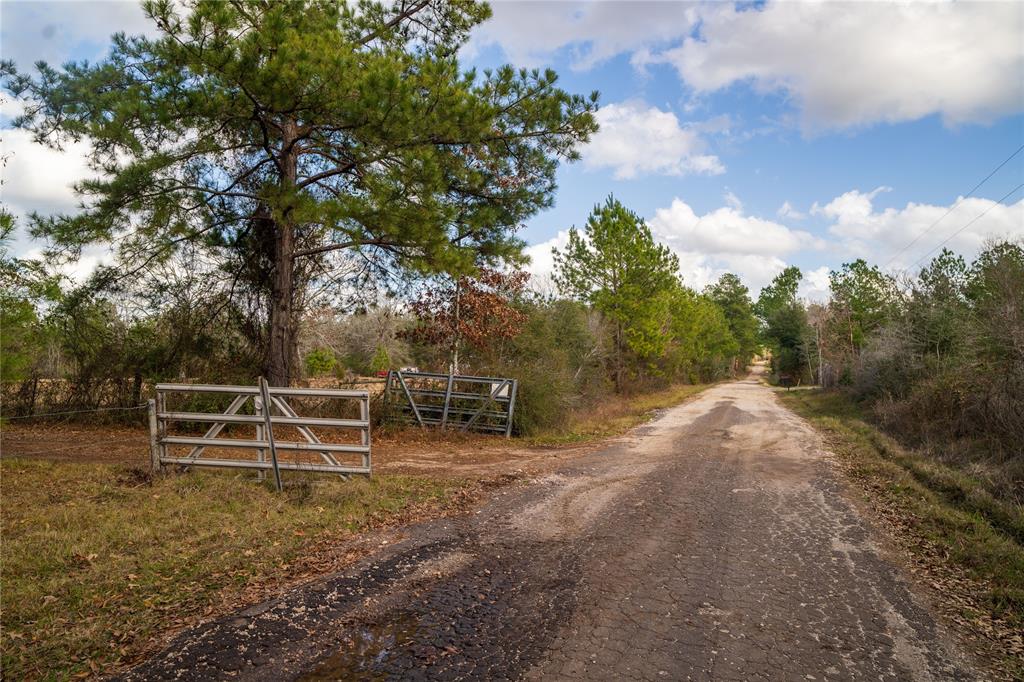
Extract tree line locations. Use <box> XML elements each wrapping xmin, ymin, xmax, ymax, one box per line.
<box><xmin>0</xmin><ymin>195</ymin><xmax>759</xmax><ymax>434</ymax></box>
<box><xmin>756</xmin><ymin>240</ymin><xmax>1023</xmax><ymax>492</ymax></box>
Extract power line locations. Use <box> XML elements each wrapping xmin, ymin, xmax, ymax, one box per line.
<box><xmin>910</xmin><ymin>181</ymin><xmax>1024</xmax><ymax>269</ymax></box>
<box><xmin>884</xmin><ymin>143</ymin><xmax>1024</xmax><ymax>268</ymax></box>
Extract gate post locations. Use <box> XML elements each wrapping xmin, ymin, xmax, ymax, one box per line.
<box><xmin>148</xmin><ymin>398</ymin><xmax>162</xmax><ymax>473</ymax></box>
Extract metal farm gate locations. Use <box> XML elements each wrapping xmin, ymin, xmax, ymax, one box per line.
<box><xmin>149</xmin><ymin>378</ymin><xmax>371</xmax><ymax>489</ymax></box>
<box><xmin>384</xmin><ymin>370</ymin><xmax>518</xmax><ymax>437</ymax></box>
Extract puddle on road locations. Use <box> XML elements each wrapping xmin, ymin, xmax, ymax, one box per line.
<box><xmin>298</xmin><ymin>612</ymin><xmax>421</xmax><ymax>681</ymax></box>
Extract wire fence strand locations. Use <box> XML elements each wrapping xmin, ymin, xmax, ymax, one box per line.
<box><xmin>1</xmin><ymin>404</ymin><xmax>149</xmax><ymax>421</ymax></box>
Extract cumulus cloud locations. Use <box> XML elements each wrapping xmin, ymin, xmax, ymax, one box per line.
<box><xmin>583</xmin><ymin>101</ymin><xmax>724</xmax><ymax>179</ymax></box>
<box><xmin>466</xmin><ymin>1</ymin><xmax>691</xmax><ymax>70</ymax></box>
<box><xmin>525</xmin><ymin>196</ymin><xmax>817</xmax><ymax>294</ymax></box>
<box><xmin>523</xmin><ymin>229</ymin><xmax>571</xmax><ymax>280</ymax></box>
<box><xmin>648</xmin><ymin>198</ymin><xmax>820</xmax><ymax>259</ymax></box>
<box><xmin>652</xmin><ymin>2</ymin><xmax>1024</xmax><ymax>130</ymax></box>
<box><xmin>777</xmin><ymin>201</ymin><xmax>805</xmax><ymax>220</ymax></box>
<box><xmin>648</xmin><ymin>198</ymin><xmax>821</xmax><ymax>291</ymax></box>
<box><xmin>817</xmin><ymin>188</ymin><xmax>1024</xmax><ymax>270</ymax></box>
<box><xmin>1</xmin><ymin>128</ymin><xmax>93</xmax><ymax>219</ymax></box>
<box><xmin>0</xmin><ymin>127</ymin><xmax>109</xmax><ymax>280</ymax></box>
<box><xmin>812</xmin><ymin>186</ymin><xmax>892</xmax><ymax>224</ymax></box>
<box><xmin>0</xmin><ymin>0</ymin><xmax>153</xmax><ymax>69</ymax></box>
<box><xmin>798</xmin><ymin>266</ymin><xmax>832</xmax><ymax>303</ymax></box>
<box><xmin>472</xmin><ymin>1</ymin><xmax>1023</xmax><ymax>130</ymax></box>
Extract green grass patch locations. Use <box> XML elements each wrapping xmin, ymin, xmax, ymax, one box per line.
<box><xmin>780</xmin><ymin>389</ymin><xmax>1024</xmax><ymax>652</ymax></box>
<box><xmin>526</xmin><ymin>383</ymin><xmax>712</xmax><ymax>447</ymax></box>
<box><xmin>0</xmin><ymin>460</ymin><xmax>470</xmax><ymax>680</ymax></box>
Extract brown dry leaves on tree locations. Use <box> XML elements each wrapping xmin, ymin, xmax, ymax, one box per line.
<box><xmin>402</xmin><ymin>268</ymin><xmax>529</xmax><ymax>363</ymax></box>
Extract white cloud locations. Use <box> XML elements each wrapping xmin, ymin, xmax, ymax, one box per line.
<box><xmin>583</xmin><ymin>101</ymin><xmax>724</xmax><ymax>179</ymax></box>
<box><xmin>654</xmin><ymin>2</ymin><xmax>1024</xmax><ymax>130</ymax></box>
<box><xmin>524</xmin><ymin>228</ymin><xmax>571</xmax><ymax>279</ymax></box>
<box><xmin>777</xmin><ymin>201</ymin><xmax>805</xmax><ymax>221</ymax></box>
<box><xmin>1</xmin><ymin>127</ymin><xmax>110</xmax><ymax>281</ymax></box>
<box><xmin>526</xmin><ymin>196</ymin><xmax>817</xmax><ymax>294</ymax></box>
<box><xmin>812</xmin><ymin>186</ymin><xmax>892</xmax><ymax>224</ymax></box>
<box><xmin>466</xmin><ymin>1</ymin><xmax>690</xmax><ymax>70</ymax></box>
<box><xmin>798</xmin><ymin>266</ymin><xmax>832</xmax><ymax>303</ymax></box>
<box><xmin>649</xmin><ymin>198</ymin><xmax>821</xmax><ymax>291</ymax></box>
<box><xmin>1</xmin><ymin>128</ymin><xmax>93</xmax><ymax>220</ymax></box>
<box><xmin>649</xmin><ymin>198</ymin><xmax>819</xmax><ymax>259</ymax></box>
<box><xmin>0</xmin><ymin>1</ymin><xmax>154</xmax><ymax>69</ymax></box>
<box><xmin>472</xmin><ymin>1</ymin><xmax>1023</xmax><ymax>130</ymax></box>
<box><xmin>818</xmin><ymin>189</ymin><xmax>1024</xmax><ymax>270</ymax></box>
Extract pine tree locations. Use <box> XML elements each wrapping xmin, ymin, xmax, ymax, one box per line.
<box><xmin>552</xmin><ymin>196</ymin><xmax>679</xmax><ymax>392</ymax></box>
<box><xmin>2</xmin><ymin>0</ymin><xmax>597</xmax><ymax>384</ymax></box>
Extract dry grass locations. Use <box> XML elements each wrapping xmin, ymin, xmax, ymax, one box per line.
<box><xmin>526</xmin><ymin>383</ymin><xmax>712</xmax><ymax>446</ymax></box>
<box><xmin>780</xmin><ymin>389</ymin><xmax>1024</xmax><ymax>678</ymax></box>
<box><xmin>0</xmin><ymin>460</ymin><xmax>473</xmax><ymax>680</ymax></box>
<box><xmin>0</xmin><ymin>381</ymin><xmax>715</xmax><ymax>679</ymax></box>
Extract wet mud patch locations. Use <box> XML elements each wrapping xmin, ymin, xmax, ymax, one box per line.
<box><xmin>298</xmin><ymin>538</ymin><xmax>584</xmax><ymax>681</ymax></box>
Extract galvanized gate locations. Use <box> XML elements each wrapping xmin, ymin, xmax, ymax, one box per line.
<box><xmin>149</xmin><ymin>379</ymin><xmax>371</xmax><ymax>487</ymax></box>
<box><xmin>384</xmin><ymin>370</ymin><xmax>517</xmax><ymax>437</ymax></box>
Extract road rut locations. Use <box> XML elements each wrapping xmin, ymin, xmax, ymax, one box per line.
<box><xmin>123</xmin><ymin>372</ymin><xmax>974</xmax><ymax>681</ymax></box>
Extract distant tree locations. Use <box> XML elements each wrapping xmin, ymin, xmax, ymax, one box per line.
<box><xmin>0</xmin><ymin>222</ymin><xmax>62</xmax><ymax>382</ymax></box>
<box><xmin>664</xmin><ymin>285</ymin><xmax>739</xmax><ymax>382</ymax></box>
<box><xmin>369</xmin><ymin>344</ymin><xmax>392</xmax><ymax>374</ymax></box>
<box><xmin>756</xmin><ymin>267</ymin><xmax>809</xmax><ymax>380</ymax></box>
<box><xmin>304</xmin><ymin>347</ymin><xmax>338</xmax><ymax>377</ymax></box>
<box><xmin>908</xmin><ymin>249</ymin><xmax>969</xmax><ymax>362</ymax></box>
<box><xmin>705</xmin><ymin>273</ymin><xmax>759</xmax><ymax>372</ymax></box>
<box><xmin>3</xmin><ymin>0</ymin><xmax>598</xmax><ymax>384</ymax></box>
<box><xmin>402</xmin><ymin>268</ymin><xmax>530</xmax><ymax>374</ymax></box>
<box><xmin>553</xmin><ymin>196</ymin><xmax>680</xmax><ymax>391</ymax></box>
<box><xmin>828</xmin><ymin>259</ymin><xmax>899</xmax><ymax>356</ymax></box>
<box><xmin>754</xmin><ymin>266</ymin><xmax>802</xmax><ymax>320</ymax></box>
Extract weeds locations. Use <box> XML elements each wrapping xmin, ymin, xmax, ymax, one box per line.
<box><xmin>526</xmin><ymin>383</ymin><xmax>712</xmax><ymax>446</ymax></box>
<box><xmin>0</xmin><ymin>461</ymin><xmax>470</xmax><ymax>680</ymax></box>
<box><xmin>781</xmin><ymin>389</ymin><xmax>1024</xmax><ymax>676</ymax></box>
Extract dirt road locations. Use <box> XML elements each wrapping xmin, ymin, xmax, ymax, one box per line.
<box><xmin>123</xmin><ymin>371</ymin><xmax>974</xmax><ymax>681</ymax></box>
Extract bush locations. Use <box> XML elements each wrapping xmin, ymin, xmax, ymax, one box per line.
<box><xmin>304</xmin><ymin>347</ymin><xmax>337</xmax><ymax>377</ymax></box>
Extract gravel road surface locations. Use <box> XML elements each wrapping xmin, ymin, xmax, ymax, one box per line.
<box><xmin>123</xmin><ymin>370</ymin><xmax>974</xmax><ymax>681</ymax></box>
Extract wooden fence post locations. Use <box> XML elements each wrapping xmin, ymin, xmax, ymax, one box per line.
<box><xmin>148</xmin><ymin>398</ymin><xmax>161</xmax><ymax>473</ymax></box>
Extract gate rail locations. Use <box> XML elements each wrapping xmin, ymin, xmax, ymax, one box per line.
<box><xmin>149</xmin><ymin>379</ymin><xmax>370</xmax><ymax>488</ymax></box>
<box><xmin>384</xmin><ymin>370</ymin><xmax>517</xmax><ymax>437</ymax></box>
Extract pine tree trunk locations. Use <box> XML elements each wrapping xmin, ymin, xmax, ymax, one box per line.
<box><xmin>614</xmin><ymin>320</ymin><xmax>623</xmax><ymax>393</ymax></box>
<box><xmin>266</xmin><ymin>123</ymin><xmax>299</xmax><ymax>387</ymax></box>
<box><xmin>267</xmin><ymin>220</ymin><xmax>295</xmax><ymax>386</ymax></box>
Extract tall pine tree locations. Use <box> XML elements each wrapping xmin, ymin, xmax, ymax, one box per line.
<box><xmin>3</xmin><ymin>0</ymin><xmax>597</xmax><ymax>383</ymax></box>
<box><xmin>552</xmin><ymin>196</ymin><xmax>679</xmax><ymax>391</ymax></box>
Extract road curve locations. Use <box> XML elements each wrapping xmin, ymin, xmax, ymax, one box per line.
<box><xmin>123</xmin><ymin>371</ymin><xmax>974</xmax><ymax>681</ymax></box>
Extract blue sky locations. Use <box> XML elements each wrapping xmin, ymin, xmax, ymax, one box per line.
<box><xmin>2</xmin><ymin>0</ymin><xmax>1023</xmax><ymax>298</ymax></box>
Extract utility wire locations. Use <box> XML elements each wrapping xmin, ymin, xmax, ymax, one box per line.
<box><xmin>910</xmin><ymin>181</ymin><xmax>1024</xmax><ymax>269</ymax></box>
<box><xmin>2</xmin><ymin>404</ymin><xmax>148</xmax><ymax>420</ymax></box>
<box><xmin>884</xmin><ymin>143</ymin><xmax>1024</xmax><ymax>268</ymax></box>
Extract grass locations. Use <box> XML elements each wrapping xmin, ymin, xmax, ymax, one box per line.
<box><xmin>526</xmin><ymin>383</ymin><xmax>713</xmax><ymax>447</ymax></box>
<box><xmin>780</xmin><ymin>389</ymin><xmax>1024</xmax><ymax>676</ymax></box>
<box><xmin>0</xmin><ymin>460</ymin><xmax>472</xmax><ymax>680</ymax></box>
<box><xmin>0</xmin><ymin>381</ymin><xmax>715</xmax><ymax>679</ymax></box>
